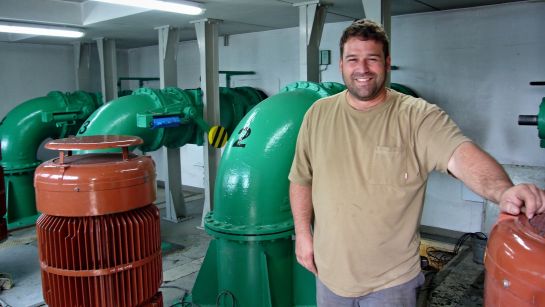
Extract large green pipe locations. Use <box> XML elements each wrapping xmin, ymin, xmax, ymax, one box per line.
<box><xmin>0</xmin><ymin>91</ymin><xmax>102</xmax><ymax>229</ymax></box>
<box><xmin>77</xmin><ymin>87</ymin><xmax>266</xmax><ymax>152</ymax></box>
<box><xmin>187</xmin><ymin>82</ymin><xmax>345</xmax><ymax>307</ymax></box>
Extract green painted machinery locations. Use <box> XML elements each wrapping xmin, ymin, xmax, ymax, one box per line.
<box><xmin>77</xmin><ymin>86</ymin><xmax>266</xmax><ymax>152</ymax></box>
<box><xmin>390</xmin><ymin>82</ymin><xmax>419</xmax><ymax>97</ymax></box>
<box><xmin>519</xmin><ymin>97</ymin><xmax>545</xmax><ymax>147</ymax></box>
<box><xmin>0</xmin><ymin>91</ymin><xmax>102</xmax><ymax>229</ymax></box>
<box><xmin>185</xmin><ymin>81</ymin><xmax>346</xmax><ymax>307</ymax></box>
<box><xmin>0</xmin><ymin>86</ymin><xmax>265</xmax><ymax>230</ymax></box>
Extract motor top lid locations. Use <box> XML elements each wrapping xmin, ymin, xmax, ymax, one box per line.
<box><xmin>35</xmin><ymin>135</ymin><xmax>156</xmax><ymax>217</ymax></box>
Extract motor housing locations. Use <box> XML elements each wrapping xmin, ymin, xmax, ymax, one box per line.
<box><xmin>485</xmin><ymin>213</ymin><xmax>545</xmax><ymax>306</ymax></box>
<box><xmin>35</xmin><ymin>135</ymin><xmax>162</xmax><ymax>307</ymax></box>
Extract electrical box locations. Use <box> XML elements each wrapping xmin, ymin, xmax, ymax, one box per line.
<box><xmin>319</xmin><ymin>50</ymin><xmax>331</xmax><ymax>65</ymax></box>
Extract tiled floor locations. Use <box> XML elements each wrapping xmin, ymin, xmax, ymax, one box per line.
<box><xmin>0</xmin><ymin>187</ymin><xmax>210</xmax><ymax>307</ymax></box>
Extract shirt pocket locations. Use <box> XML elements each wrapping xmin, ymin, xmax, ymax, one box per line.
<box><xmin>369</xmin><ymin>145</ymin><xmax>407</xmax><ymax>185</ymax></box>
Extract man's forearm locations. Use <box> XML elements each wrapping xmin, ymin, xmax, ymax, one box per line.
<box><xmin>448</xmin><ymin>142</ymin><xmax>513</xmax><ymax>203</ymax></box>
<box><xmin>289</xmin><ymin>182</ymin><xmax>313</xmax><ymax>237</ymax></box>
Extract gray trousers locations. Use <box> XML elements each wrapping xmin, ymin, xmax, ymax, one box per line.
<box><xmin>316</xmin><ymin>273</ymin><xmax>425</xmax><ymax>307</ymax></box>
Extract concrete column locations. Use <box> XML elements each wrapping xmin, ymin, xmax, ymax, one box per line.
<box><xmin>362</xmin><ymin>0</ymin><xmax>391</xmax><ymax>84</ymax></box>
<box><xmin>294</xmin><ymin>1</ymin><xmax>327</xmax><ymax>82</ymax></box>
<box><xmin>95</xmin><ymin>37</ymin><xmax>118</xmax><ymax>102</ymax></box>
<box><xmin>362</xmin><ymin>0</ymin><xmax>391</xmax><ymax>36</ymax></box>
<box><xmin>73</xmin><ymin>42</ymin><xmax>93</xmax><ymax>92</ymax></box>
<box><xmin>191</xmin><ymin>18</ymin><xmax>221</xmax><ymax>220</ymax></box>
<box><xmin>156</xmin><ymin>25</ymin><xmax>187</xmax><ymax>222</ymax></box>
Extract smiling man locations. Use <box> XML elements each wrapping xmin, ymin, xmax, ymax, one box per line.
<box><xmin>288</xmin><ymin>19</ymin><xmax>545</xmax><ymax>307</ymax></box>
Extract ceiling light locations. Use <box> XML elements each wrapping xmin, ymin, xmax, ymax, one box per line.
<box><xmin>0</xmin><ymin>23</ymin><xmax>84</xmax><ymax>38</ymax></box>
<box><xmin>92</xmin><ymin>0</ymin><xmax>204</xmax><ymax>15</ymax></box>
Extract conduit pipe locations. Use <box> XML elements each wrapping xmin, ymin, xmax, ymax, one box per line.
<box><xmin>0</xmin><ymin>91</ymin><xmax>102</xmax><ymax>229</ymax></box>
<box><xmin>76</xmin><ymin>86</ymin><xmax>266</xmax><ymax>152</ymax></box>
<box><xmin>187</xmin><ymin>81</ymin><xmax>346</xmax><ymax>307</ymax></box>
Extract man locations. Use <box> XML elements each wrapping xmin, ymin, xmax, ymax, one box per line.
<box><xmin>288</xmin><ymin>19</ymin><xmax>545</xmax><ymax>306</ymax></box>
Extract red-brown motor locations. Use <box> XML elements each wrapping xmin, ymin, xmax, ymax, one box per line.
<box><xmin>35</xmin><ymin>135</ymin><xmax>162</xmax><ymax>307</ymax></box>
<box><xmin>485</xmin><ymin>213</ymin><xmax>545</xmax><ymax>306</ymax></box>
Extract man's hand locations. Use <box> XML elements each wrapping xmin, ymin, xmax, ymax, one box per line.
<box><xmin>500</xmin><ymin>184</ymin><xmax>545</xmax><ymax>219</ymax></box>
<box><xmin>295</xmin><ymin>233</ymin><xmax>318</xmax><ymax>275</ymax></box>
<box><xmin>290</xmin><ymin>182</ymin><xmax>317</xmax><ymax>274</ymax></box>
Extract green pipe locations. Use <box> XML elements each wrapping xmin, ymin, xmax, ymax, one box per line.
<box><xmin>188</xmin><ymin>81</ymin><xmax>345</xmax><ymax>307</ymax></box>
<box><xmin>0</xmin><ymin>91</ymin><xmax>102</xmax><ymax>229</ymax></box>
<box><xmin>390</xmin><ymin>82</ymin><xmax>419</xmax><ymax>97</ymax></box>
<box><xmin>78</xmin><ymin>86</ymin><xmax>265</xmax><ymax>152</ymax></box>
<box><xmin>77</xmin><ymin>88</ymin><xmax>176</xmax><ymax>152</ymax></box>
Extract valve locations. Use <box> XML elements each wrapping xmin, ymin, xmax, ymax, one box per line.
<box><xmin>136</xmin><ymin>105</ymin><xmax>229</xmax><ymax>149</ymax></box>
<box><xmin>518</xmin><ymin>98</ymin><xmax>545</xmax><ymax>148</ymax></box>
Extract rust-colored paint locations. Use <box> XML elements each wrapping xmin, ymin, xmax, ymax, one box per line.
<box><xmin>485</xmin><ymin>213</ymin><xmax>545</xmax><ymax>306</ymax></box>
<box><xmin>35</xmin><ymin>136</ymin><xmax>162</xmax><ymax>307</ymax></box>
<box><xmin>35</xmin><ymin>136</ymin><xmax>155</xmax><ymax>217</ymax></box>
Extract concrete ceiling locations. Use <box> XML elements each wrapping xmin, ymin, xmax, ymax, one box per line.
<box><xmin>0</xmin><ymin>0</ymin><xmax>527</xmax><ymax>49</ymax></box>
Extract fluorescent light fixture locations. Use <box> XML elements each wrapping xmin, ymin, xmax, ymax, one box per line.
<box><xmin>0</xmin><ymin>24</ymin><xmax>84</xmax><ymax>38</ymax></box>
<box><xmin>92</xmin><ymin>0</ymin><xmax>204</xmax><ymax>15</ymax></box>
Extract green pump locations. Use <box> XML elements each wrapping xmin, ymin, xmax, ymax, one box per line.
<box><xmin>0</xmin><ymin>86</ymin><xmax>265</xmax><ymax>230</ymax></box>
<box><xmin>184</xmin><ymin>81</ymin><xmax>346</xmax><ymax>307</ymax></box>
<box><xmin>0</xmin><ymin>91</ymin><xmax>102</xmax><ymax>229</ymax></box>
<box><xmin>76</xmin><ymin>86</ymin><xmax>266</xmax><ymax>151</ymax></box>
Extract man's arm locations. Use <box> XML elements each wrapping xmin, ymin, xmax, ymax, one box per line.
<box><xmin>447</xmin><ymin>142</ymin><xmax>545</xmax><ymax>218</ymax></box>
<box><xmin>290</xmin><ymin>182</ymin><xmax>317</xmax><ymax>275</ymax></box>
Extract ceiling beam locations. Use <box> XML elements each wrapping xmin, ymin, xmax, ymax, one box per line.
<box><xmin>0</xmin><ymin>0</ymin><xmax>81</xmax><ymax>26</ymax></box>
<box><xmin>82</xmin><ymin>2</ymin><xmax>149</xmax><ymax>26</ymax></box>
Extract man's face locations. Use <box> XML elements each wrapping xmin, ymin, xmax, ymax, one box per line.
<box><xmin>340</xmin><ymin>37</ymin><xmax>390</xmax><ymax>102</ymax></box>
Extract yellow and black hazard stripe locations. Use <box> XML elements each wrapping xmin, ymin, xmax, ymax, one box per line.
<box><xmin>208</xmin><ymin>125</ymin><xmax>229</xmax><ymax>148</ymax></box>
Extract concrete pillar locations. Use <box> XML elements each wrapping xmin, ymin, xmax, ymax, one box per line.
<box><xmin>156</xmin><ymin>25</ymin><xmax>187</xmax><ymax>222</ymax></box>
<box><xmin>191</xmin><ymin>18</ymin><xmax>221</xmax><ymax>220</ymax></box>
<box><xmin>294</xmin><ymin>1</ymin><xmax>327</xmax><ymax>82</ymax></box>
<box><xmin>73</xmin><ymin>42</ymin><xmax>93</xmax><ymax>92</ymax></box>
<box><xmin>362</xmin><ymin>0</ymin><xmax>391</xmax><ymax>84</ymax></box>
<box><xmin>95</xmin><ymin>37</ymin><xmax>118</xmax><ymax>102</ymax></box>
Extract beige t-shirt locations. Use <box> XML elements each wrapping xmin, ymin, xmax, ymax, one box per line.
<box><xmin>289</xmin><ymin>89</ymin><xmax>470</xmax><ymax>297</ymax></box>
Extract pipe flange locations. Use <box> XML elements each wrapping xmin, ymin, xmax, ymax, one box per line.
<box><xmin>2</xmin><ymin>162</ymin><xmax>41</xmax><ymax>175</ymax></box>
<box><xmin>162</xmin><ymin>88</ymin><xmax>200</xmax><ymax>148</ymax></box>
<box><xmin>204</xmin><ymin>211</ymin><xmax>294</xmax><ymax>238</ymax></box>
<box><xmin>280</xmin><ymin>81</ymin><xmax>344</xmax><ymax>98</ymax></box>
<box><xmin>47</xmin><ymin>91</ymin><xmax>69</xmax><ymax>108</ymax></box>
<box><xmin>131</xmin><ymin>88</ymin><xmax>168</xmax><ymax>151</ymax></box>
<box><xmin>133</xmin><ymin>88</ymin><xmax>171</xmax><ymax>111</ymax></box>
<box><xmin>162</xmin><ymin>87</ymin><xmax>187</xmax><ymax>102</ymax></box>
<box><xmin>320</xmin><ymin>82</ymin><xmax>346</xmax><ymax>94</ymax></box>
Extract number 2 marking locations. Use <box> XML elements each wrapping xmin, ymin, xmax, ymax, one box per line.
<box><xmin>233</xmin><ymin>127</ymin><xmax>251</xmax><ymax>148</ymax></box>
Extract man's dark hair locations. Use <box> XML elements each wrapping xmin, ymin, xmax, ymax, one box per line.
<box><xmin>340</xmin><ymin>19</ymin><xmax>390</xmax><ymax>59</ymax></box>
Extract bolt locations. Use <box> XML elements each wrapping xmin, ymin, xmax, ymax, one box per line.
<box><xmin>74</xmin><ymin>187</ymin><xmax>80</xmax><ymax>192</ymax></box>
<box><xmin>503</xmin><ymin>279</ymin><xmax>510</xmax><ymax>288</ymax></box>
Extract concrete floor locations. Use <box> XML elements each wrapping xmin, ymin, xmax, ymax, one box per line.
<box><xmin>0</xmin><ymin>187</ymin><xmax>210</xmax><ymax>307</ymax></box>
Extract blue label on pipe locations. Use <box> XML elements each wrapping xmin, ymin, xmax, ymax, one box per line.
<box><xmin>151</xmin><ymin>116</ymin><xmax>181</xmax><ymax>129</ymax></box>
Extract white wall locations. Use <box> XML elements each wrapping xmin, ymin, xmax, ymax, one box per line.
<box><xmin>0</xmin><ymin>42</ymin><xmax>129</xmax><ymax>118</ymax></box>
<box><xmin>391</xmin><ymin>1</ymin><xmax>545</xmax><ymax>231</ymax></box>
<box><xmin>0</xmin><ymin>43</ymin><xmax>78</xmax><ymax>118</ymax></box>
<box><xmin>391</xmin><ymin>2</ymin><xmax>545</xmax><ymax>166</ymax></box>
<box><xmin>0</xmin><ymin>42</ymin><xmax>127</xmax><ymax>161</ymax></box>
